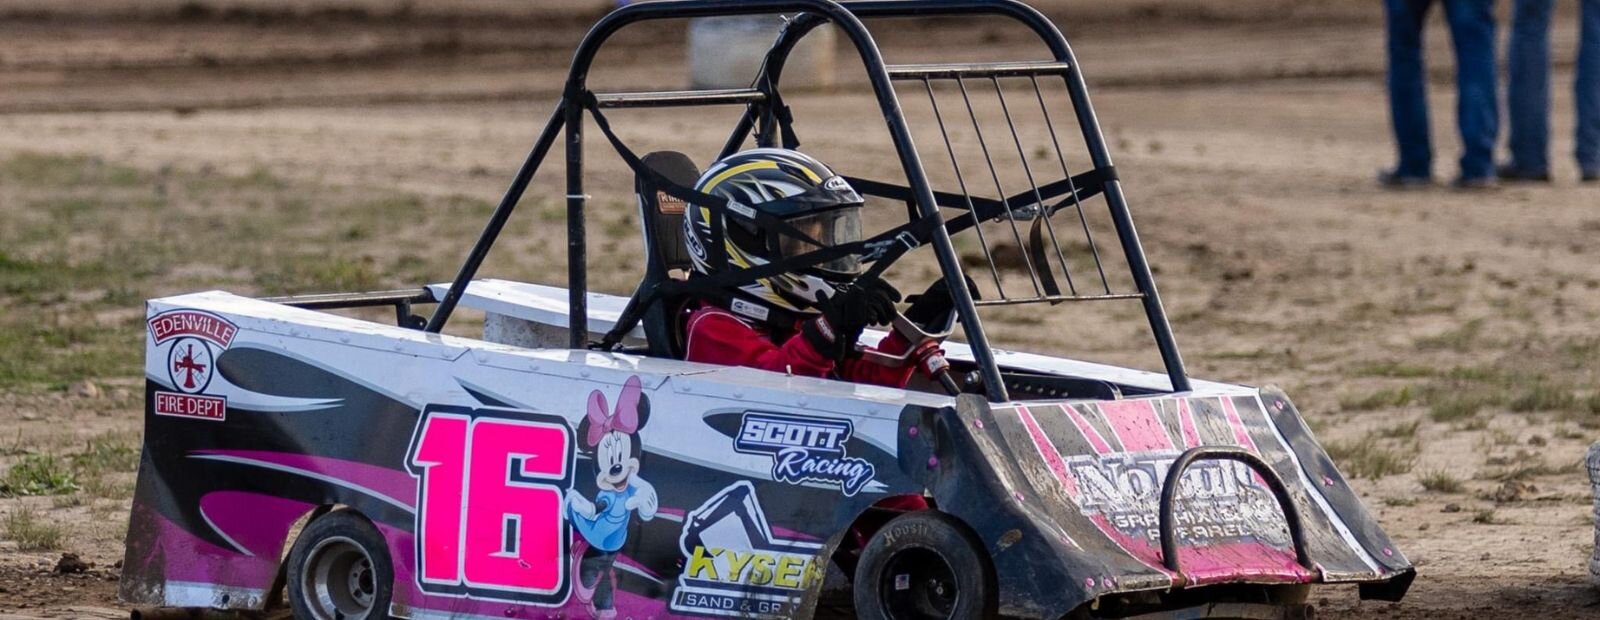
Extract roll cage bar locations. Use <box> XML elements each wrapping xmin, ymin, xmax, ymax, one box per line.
<box><xmin>423</xmin><ymin>0</ymin><xmax>1191</xmax><ymax>402</ymax></box>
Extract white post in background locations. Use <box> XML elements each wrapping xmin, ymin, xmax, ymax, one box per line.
<box><xmin>1590</xmin><ymin>443</ymin><xmax>1600</xmax><ymax>586</ymax></box>
<box><xmin>688</xmin><ymin>15</ymin><xmax>836</xmax><ymax>90</ymax></box>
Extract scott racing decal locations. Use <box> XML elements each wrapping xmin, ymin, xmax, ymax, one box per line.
<box><xmin>734</xmin><ymin>412</ymin><xmax>876</xmax><ymax>496</ymax></box>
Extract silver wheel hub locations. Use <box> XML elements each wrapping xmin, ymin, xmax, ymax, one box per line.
<box><xmin>301</xmin><ymin>536</ymin><xmax>377</xmax><ymax>620</ymax></box>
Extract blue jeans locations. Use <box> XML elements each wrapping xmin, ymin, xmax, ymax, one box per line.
<box><xmin>1385</xmin><ymin>0</ymin><xmax>1500</xmax><ymax>179</ymax></box>
<box><xmin>1507</xmin><ymin>0</ymin><xmax>1600</xmax><ymax>175</ymax></box>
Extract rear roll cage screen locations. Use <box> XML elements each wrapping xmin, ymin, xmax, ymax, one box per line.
<box><xmin>423</xmin><ymin>0</ymin><xmax>1192</xmax><ymax>401</ymax></box>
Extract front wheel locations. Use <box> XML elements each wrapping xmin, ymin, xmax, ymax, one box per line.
<box><xmin>853</xmin><ymin>511</ymin><xmax>997</xmax><ymax>620</ymax></box>
<box><xmin>286</xmin><ymin>510</ymin><xmax>394</xmax><ymax>620</ymax></box>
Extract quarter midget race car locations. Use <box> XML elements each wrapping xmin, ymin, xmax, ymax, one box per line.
<box><xmin>119</xmin><ymin>1</ymin><xmax>1414</xmax><ymax>619</ymax></box>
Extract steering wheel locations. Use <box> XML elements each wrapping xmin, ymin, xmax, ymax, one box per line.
<box><xmin>856</xmin><ymin>312</ymin><xmax>961</xmax><ymax>396</ymax></box>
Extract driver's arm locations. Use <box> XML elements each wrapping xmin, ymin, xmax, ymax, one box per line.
<box><xmin>837</xmin><ymin>331</ymin><xmax>917</xmax><ymax>388</ymax></box>
<box><xmin>683</xmin><ymin>306</ymin><xmax>837</xmax><ymax>377</ymax></box>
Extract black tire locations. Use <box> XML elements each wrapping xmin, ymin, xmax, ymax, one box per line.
<box><xmin>286</xmin><ymin>510</ymin><xmax>394</xmax><ymax>620</ymax></box>
<box><xmin>853</xmin><ymin>511</ymin><xmax>997</xmax><ymax>620</ymax></box>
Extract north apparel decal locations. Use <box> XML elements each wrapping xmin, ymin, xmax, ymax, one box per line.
<box><xmin>147</xmin><ymin>309</ymin><xmax>238</xmax><ymax>421</ymax></box>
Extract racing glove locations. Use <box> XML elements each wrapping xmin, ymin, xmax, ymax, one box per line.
<box><xmin>903</xmin><ymin>275</ymin><xmax>977</xmax><ymax>331</ymax></box>
<box><xmin>802</xmin><ymin>276</ymin><xmax>902</xmax><ymax>362</ymax></box>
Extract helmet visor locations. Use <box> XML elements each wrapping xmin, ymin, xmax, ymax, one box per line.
<box><xmin>778</xmin><ymin>207</ymin><xmax>862</xmax><ymax>276</ymax></box>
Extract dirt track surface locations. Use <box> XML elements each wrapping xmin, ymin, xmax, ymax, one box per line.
<box><xmin>4</xmin><ymin>2</ymin><xmax>1600</xmax><ymax>618</ymax></box>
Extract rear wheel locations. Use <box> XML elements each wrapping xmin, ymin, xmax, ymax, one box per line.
<box><xmin>286</xmin><ymin>510</ymin><xmax>393</xmax><ymax>620</ymax></box>
<box><xmin>853</xmin><ymin>511</ymin><xmax>996</xmax><ymax>620</ymax></box>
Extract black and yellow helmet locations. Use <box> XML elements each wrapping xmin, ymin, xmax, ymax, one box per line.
<box><xmin>684</xmin><ymin>148</ymin><xmax>865</xmax><ymax>313</ymax></box>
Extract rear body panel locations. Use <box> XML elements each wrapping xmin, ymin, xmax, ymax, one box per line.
<box><xmin>896</xmin><ymin>394</ymin><xmax>1411</xmax><ymax>617</ymax></box>
<box><xmin>121</xmin><ymin>292</ymin><xmax>1412</xmax><ymax>619</ymax></box>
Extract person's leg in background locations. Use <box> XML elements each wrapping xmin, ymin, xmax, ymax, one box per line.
<box><xmin>1444</xmin><ymin>0</ymin><xmax>1500</xmax><ymax>185</ymax></box>
<box><xmin>1504</xmin><ymin>0</ymin><xmax>1553</xmax><ymax>180</ymax></box>
<box><xmin>1578</xmin><ymin>0</ymin><xmax>1600</xmax><ymax>180</ymax></box>
<box><xmin>1383</xmin><ymin>0</ymin><xmax>1437</xmax><ymax>185</ymax></box>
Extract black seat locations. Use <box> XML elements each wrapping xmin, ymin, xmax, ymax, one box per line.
<box><xmin>630</xmin><ymin>151</ymin><xmax>700</xmax><ymax>358</ymax></box>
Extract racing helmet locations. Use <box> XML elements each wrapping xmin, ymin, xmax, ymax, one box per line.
<box><xmin>684</xmin><ymin>148</ymin><xmax>865</xmax><ymax>313</ymax></box>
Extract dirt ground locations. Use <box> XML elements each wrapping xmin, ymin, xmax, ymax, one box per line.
<box><xmin>3</xmin><ymin>2</ymin><xmax>1600</xmax><ymax>618</ymax></box>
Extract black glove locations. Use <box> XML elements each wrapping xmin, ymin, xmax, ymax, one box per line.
<box><xmin>903</xmin><ymin>276</ymin><xmax>976</xmax><ymax>330</ymax></box>
<box><xmin>802</xmin><ymin>276</ymin><xmax>901</xmax><ymax>361</ymax></box>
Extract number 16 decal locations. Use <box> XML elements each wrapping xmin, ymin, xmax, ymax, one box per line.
<box><xmin>406</xmin><ymin>405</ymin><xmax>575</xmax><ymax>604</ymax></box>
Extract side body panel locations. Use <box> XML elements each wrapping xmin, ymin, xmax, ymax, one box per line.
<box><xmin>123</xmin><ymin>292</ymin><xmax>943</xmax><ymax>618</ymax></box>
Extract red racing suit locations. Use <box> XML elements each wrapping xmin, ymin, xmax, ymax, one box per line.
<box><xmin>683</xmin><ymin>304</ymin><xmax>916</xmax><ymax>388</ymax></box>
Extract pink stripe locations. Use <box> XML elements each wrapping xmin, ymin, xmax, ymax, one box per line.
<box><xmin>1219</xmin><ymin>397</ymin><xmax>1260</xmax><ymax>450</ymax></box>
<box><xmin>1062</xmin><ymin>404</ymin><xmax>1113</xmax><ymax>454</ymax></box>
<box><xmin>1099</xmin><ymin>400</ymin><xmax>1172</xmax><ymax>452</ymax></box>
<box><xmin>1013</xmin><ymin>407</ymin><xmax>1079</xmax><ymax>548</ymax></box>
<box><xmin>1016</xmin><ymin>406</ymin><xmax>1077</xmax><ymax>496</ymax></box>
<box><xmin>1177</xmin><ymin>399</ymin><xmax>1201</xmax><ymax>448</ymax></box>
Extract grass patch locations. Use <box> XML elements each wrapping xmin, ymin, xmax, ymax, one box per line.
<box><xmin>1381</xmin><ymin>496</ymin><xmax>1418</xmax><ymax>507</ymax></box>
<box><xmin>69</xmin><ymin>434</ymin><xmax>141</xmax><ymax>476</ymax></box>
<box><xmin>1324</xmin><ymin>436</ymin><xmax>1417</xmax><ymax>480</ymax></box>
<box><xmin>1377</xmin><ymin>419</ymin><xmax>1420</xmax><ymax>439</ymax></box>
<box><xmin>80</xmin><ymin>474</ymin><xmax>135</xmax><ymax>500</ymax></box>
<box><xmin>1350</xmin><ymin>361</ymin><xmax>1436</xmax><ymax>379</ymax></box>
<box><xmin>1339</xmin><ymin>386</ymin><xmax>1415</xmax><ymax>411</ymax></box>
<box><xmin>1428</xmin><ymin>395</ymin><xmax>1487</xmax><ymax>423</ymax></box>
<box><xmin>1414</xmin><ymin>319</ymin><xmax>1484</xmax><ymax>352</ymax></box>
<box><xmin>1507</xmin><ymin>386</ymin><xmax>1578</xmax><ymax>413</ymax></box>
<box><xmin>1482</xmin><ymin>427</ymin><xmax>1518</xmax><ymax>447</ymax></box>
<box><xmin>0</xmin><ymin>454</ymin><xmax>80</xmax><ymax>497</ymax></box>
<box><xmin>1207</xmin><ymin>348</ymin><xmax>1277</xmax><ymax>361</ymax></box>
<box><xmin>252</xmin><ymin>255</ymin><xmax>383</xmax><ymax>295</ymax></box>
<box><xmin>0</xmin><ymin>153</ymin><xmax>144</xmax><ymax>188</ymax></box>
<box><xmin>1481</xmin><ymin>451</ymin><xmax>1564</xmax><ymax>481</ymax></box>
<box><xmin>1418</xmin><ymin>469</ymin><xmax>1465</xmax><ymax>493</ymax></box>
<box><xmin>0</xmin><ymin>319</ymin><xmax>140</xmax><ymax>388</ymax></box>
<box><xmin>2</xmin><ymin>506</ymin><xmax>65</xmax><ymax>551</ymax></box>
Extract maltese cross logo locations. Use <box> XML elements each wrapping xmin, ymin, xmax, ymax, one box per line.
<box><xmin>166</xmin><ymin>337</ymin><xmax>215</xmax><ymax>394</ymax></box>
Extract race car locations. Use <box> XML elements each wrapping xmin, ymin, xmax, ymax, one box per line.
<box><xmin>119</xmin><ymin>1</ymin><xmax>1415</xmax><ymax>619</ymax></box>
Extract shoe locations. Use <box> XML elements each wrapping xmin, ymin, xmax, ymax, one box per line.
<box><xmin>1496</xmin><ymin>164</ymin><xmax>1551</xmax><ymax>183</ymax></box>
<box><xmin>1453</xmin><ymin>175</ymin><xmax>1498</xmax><ymax>190</ymax></box>
<box><xmin>1378</xmin><ymin>168</ymin><xmax>1432</xmax><ymax>189</ymax></box>
<box><xmin>1583</xmin><ymin>170</ymin><xmax>1599</xmax><ymax>183</ymax></box>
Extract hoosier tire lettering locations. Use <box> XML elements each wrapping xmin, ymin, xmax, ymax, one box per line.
<box><xmin>855</xmin><ymin>511</ymin><xmax>996</xmax><ymax>620</ymax></box>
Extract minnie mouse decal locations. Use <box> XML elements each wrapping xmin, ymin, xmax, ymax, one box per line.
<box><xmin>565</xmin><ymin>375</ymin><xmax>657</xmax><ymax>619</ymax></box>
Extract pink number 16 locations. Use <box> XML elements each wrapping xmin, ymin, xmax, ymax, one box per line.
<box><xmin>406</xmin><ymin>406</ymin><xmax>575</xmax><ymax>604</ymax></box>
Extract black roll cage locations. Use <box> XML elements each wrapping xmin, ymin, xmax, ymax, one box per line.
<box><xmin>421</xmin><ymin>0</ymin><xmax>1191</xmax><ymax>402</ymax></box>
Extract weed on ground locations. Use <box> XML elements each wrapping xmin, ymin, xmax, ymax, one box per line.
<box><xmin>3</xmin><ymin>505</ymin><xmax>66</xmax><ymax>551</ymax></box>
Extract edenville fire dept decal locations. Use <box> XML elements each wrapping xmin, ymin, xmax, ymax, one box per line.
<box><xmin>671</xmin><ymin>481</ymin><xmax>826</xmax><ymax>618</ymax></box>
<box><xmin>147</xmin><ymin>309</ymin><xmax>237</xmax><ymax>421</ymax></box>
<box><xmin>734</xmin><ymin>412</ymin><xmax>875</xmax><ymax>496</ymax></box>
